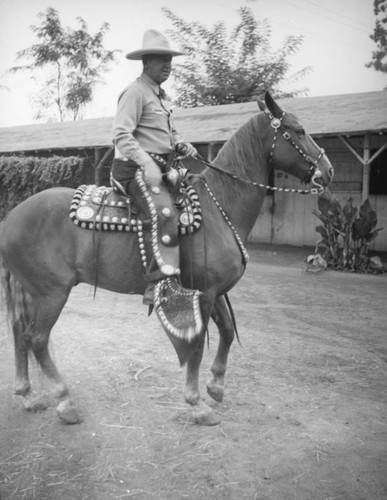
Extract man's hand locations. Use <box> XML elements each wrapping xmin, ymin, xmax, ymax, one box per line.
<box><xmin>143</xmin><ymin>159</ymin><xmax>162</xmax><ymax>186</ymax></box>
<box><xmin>176</xmin><ymin>142</ymin><xmax>198</xmax><ymax>158</ymax></box>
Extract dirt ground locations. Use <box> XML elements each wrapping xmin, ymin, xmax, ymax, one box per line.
<box><xmin>0</xmin><ymin>244</ymin><xmax>386</xmax><ymax>500</ymax></box>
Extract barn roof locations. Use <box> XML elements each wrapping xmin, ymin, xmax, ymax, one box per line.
<box><xmin>0</xmin><ymin>90</ymin><xmax>386</xmax><ymax>154</ymax></box>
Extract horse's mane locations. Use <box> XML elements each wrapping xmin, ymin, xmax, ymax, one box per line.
<box><xmin>213</xmin><ymin>114</ymin><xmax>262</xmax><ymax>179</ymax></box>
<box><xmin>199</xmin><ymin>113</ymin><xmax>267</xmax><ymax>215</ymax></box>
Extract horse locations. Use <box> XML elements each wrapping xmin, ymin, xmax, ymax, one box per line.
<box><xmin>0</xmin><ymin>92</ymin><xmax>334</xmax><ymax>426</ymax></box>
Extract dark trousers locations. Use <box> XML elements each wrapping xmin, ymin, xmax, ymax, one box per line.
<box><xmin>111</xmin><ymin>158</ymin><xmax>139</xmax><ymax>194</ymax></box>
<box><xmin>111</xmin><ymin>158</ymin><xmax>178</xmax><ymax>283</ymax></box>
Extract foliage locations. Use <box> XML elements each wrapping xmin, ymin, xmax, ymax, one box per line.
<box><xmin>162</xmin><ymin>7</ymin><xmax>312</xmax><ymax>107</ymax></box>
<box><xmin>9</xmin><ymin>8</ymin><xmax>118</xmax><ymax>121</ymax></box>
<box><xmin>0</xmin><ymin>155</ymin><xmax>85</xmax><ymax>220</ymax></box>
<box><xmin>313</xmin><ymin>192</ymin><xmax>384</xmax><ymax>273</ymax></box>
<box><xmin>366</xmin><ymin>0</ymin><xmax>387</xmax><ymax>78</ymax></box>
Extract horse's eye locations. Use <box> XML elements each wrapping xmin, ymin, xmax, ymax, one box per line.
<box><xmin>296</xmin><ymin>128</ymin><xmax>305</xmax><ymax>137</ymax></box>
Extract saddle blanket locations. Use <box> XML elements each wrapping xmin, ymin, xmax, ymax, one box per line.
<box><xmin>69</xmin><ymin>184</ymin><xmax>202</xmax><ymax>235</ymax></box>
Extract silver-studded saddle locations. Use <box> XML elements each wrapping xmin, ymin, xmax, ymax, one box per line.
<box><xmin>69</xmin><ymin>182</ymin><xmax>204</xmax><ymax>343</ymax></box>
<box><xmin>69</xmin><ymin>183</ymin><xmax>202</xmax><ymax>236</ymax></box>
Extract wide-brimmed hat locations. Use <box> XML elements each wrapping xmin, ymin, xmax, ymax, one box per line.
<box><xmin>126</xmin><ymin>29</ymin><xmax>185</xmax><ymax>60</ymax></box>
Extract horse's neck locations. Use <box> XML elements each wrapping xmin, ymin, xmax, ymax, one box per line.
<box><xmin>214</xmin><ymin>118</ymin><xmax>266</xmax><ymax>179</ymax></box>
<box><xmin>204</xmin><ymin>117</ymin><xmax>269</xmax><ymax>240</ymax></box>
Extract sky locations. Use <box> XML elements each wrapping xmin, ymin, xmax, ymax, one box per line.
<box><xmin>0</xmin><ymin>0</ymin><xmax>386</xmax><ymax>127</ymax></box>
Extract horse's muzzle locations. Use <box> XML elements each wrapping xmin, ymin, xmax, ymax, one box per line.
<box><xmin>310</xmin><ymin>160</ymin><xmax>334</xmax><ymax>192</ymax></box>
<box><xmin>310</xmin><ymin>168</ymin><xmax>326</xmax><ymax>193</ymax></box>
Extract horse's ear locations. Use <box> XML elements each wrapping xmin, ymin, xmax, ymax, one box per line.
<box><xmin>265</xmin><ymin>91</ymin><xmax>284</xmax><ymax>118</ymax></box>
<box><xmin>257</xmin><ymin>97</ymin><xmax>266</xmax><ymax>112</ymax></box>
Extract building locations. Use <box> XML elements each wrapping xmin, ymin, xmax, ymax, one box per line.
<box><xmin>0</xmin><ymin>90</ymin><xmax>386</xmax><ymax>250</ymax></box>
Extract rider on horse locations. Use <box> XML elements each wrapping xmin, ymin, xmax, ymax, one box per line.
<box><xmin>111</xmin><ymin>30</ymin><xmax>198</xmax><ymax>310</ymax></box>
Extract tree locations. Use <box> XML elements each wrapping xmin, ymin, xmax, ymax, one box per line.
<box><xmin>162</xmin><ymin>7</ymin><xmax>312</xmax><ymax>107</ymax></box>
<box><xmin>366</xmin><ymin>0</ymin><xmax>387</xmax><ymax>76</ymax></box>
<box><xmin>10</xmin><ymin>8</ymin><xmax>118</xmax><ymax>121</ymax></box>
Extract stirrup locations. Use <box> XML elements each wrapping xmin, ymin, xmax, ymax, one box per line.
<box><xmin>154</xmin><ymin>278</ymin><xmax>202</xmax><ymax>343</ymax></box>
<box><xmin>143</xmin><ymin>282</ymin><xmax>156</xmax><ymax>306</ymax></box>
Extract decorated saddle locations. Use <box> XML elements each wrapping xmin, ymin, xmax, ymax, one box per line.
<box><xmin>69</xmin><ymin>183</ymin><xmax>202</xmax><ymax>236</ymax></box>
<box><xmin>69</xmin><ymin>181</ymin><xmax>204</xmax><ymax>345</ymax></box>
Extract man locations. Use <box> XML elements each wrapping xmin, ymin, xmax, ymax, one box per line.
<box><xmin>111</xmin><ymin>29</ymin><xmax>198</xmax><ymax>308</ymax></box>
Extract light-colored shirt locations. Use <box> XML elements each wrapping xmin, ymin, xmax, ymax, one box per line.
<box><xmin>112</xmin><ymin>73</ymin><xmax>183</xmax><ymax>166</ymax></box>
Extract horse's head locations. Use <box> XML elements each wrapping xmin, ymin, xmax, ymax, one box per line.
<box><xmin>258</xmin><ymin>92</ymin><xmax>334</xmax><ymax>191</ymax></box>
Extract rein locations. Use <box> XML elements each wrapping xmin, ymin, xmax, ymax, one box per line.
<box><xmin>172</xmin><ymin>108</ymin><xmax>327</xmax><ymax>267</ymax></box>
<box><xmin>200</xmin><ymin>178</ymin><xmax>250</xmax><ymax>265</ymax></box>
<box><xmin>192</xmin><ymin>156</ymin><xmax>319</xmax><ymax>195</ymax></box>
<box><xmin>187</xmin><ymin>109</ymin><xmax>325</xmax><ymax>196</ymax></box>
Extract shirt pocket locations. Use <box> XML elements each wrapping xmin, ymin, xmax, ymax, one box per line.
<box><xmin>142</xmin><ymin>100</ymin><xmax>170</xmax><ymax>131</ymax></box>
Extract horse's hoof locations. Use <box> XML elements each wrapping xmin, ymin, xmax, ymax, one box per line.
<box><xmin>14</xmin><ymin>381</ymin><xmax>31</xmax><ymax>397</ymax></box>
<box><xmin>23</xmin><ymin>393</ymin><xmax>49</xmax><ymax>413</ymax></box>
<box><xmin>56</xmin><ymin>399</ymin><xmax>81</xmax><ymax>424</ymax></box>
<box><xmin>206</xmin><ymin>381</ymin><xmax>224</xmax><ymax>403</ymax></box>
<box><xmin>52</xmin><ymin>384</ymin><xmax>69</xmax><ymax>400</ymax></box>
<box><xmin>193</xmin><ymin>409</ymin><xmax>221</xmax><ymax>426</ymax></box>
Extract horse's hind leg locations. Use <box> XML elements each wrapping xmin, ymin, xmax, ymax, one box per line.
<box><xmin>28</xmin><ymin>291</ymin><xmax>81</xmax><ymax>423</ymax></box>
<box><xmin>13</xmin><ymin>316</ymin><xmax>32</xmax><ymax>397</ymax></box>
<box><xmin>29</xmin><ymin>292</ymin><xmax>70</xmax><ymax>400</ymax></box>
<box><xmin>3</xmin><ymin>271</ymin><xmax>31</xmax><ymax>396</ymax></box>
<box><xmin>207</xmin><ymin>295</ymin><xmax>235</xmax><ymax>403</ymax></box>
<box><xmin>15</xmin><ymin>288</ymin><xmax>81</xmax><ymax>421</ymax></box>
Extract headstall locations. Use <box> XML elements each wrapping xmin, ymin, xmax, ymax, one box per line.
<box><xmin>179</xmin><ymin>109</ymin><xmax>327</xmax><ymax>267</ymax></box>
<box><xmin>190</xmin><ymin>111</ymin><xmax>325</xmax><ymax>195</ymax></box>
<box><xmin>265</xmin><ymin>109</ymin><xmax>325</xmax><ymax>194</ymax></box>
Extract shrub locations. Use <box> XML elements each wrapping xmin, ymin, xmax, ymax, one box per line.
<box><xmin>313</xmin><ymin>192</ymin><xmax>384</xmax><ymax>273</ymax></box>
<box><xmin>0</xmin><ymin>155</ymin><xmax>85</xmax><ymax>220</ymax></box>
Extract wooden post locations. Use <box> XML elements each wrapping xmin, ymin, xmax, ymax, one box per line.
<box><xmin>208</xmin><ymin>142</ymin><xmax>214</xmax><ymax>161</ymax></box>
<box><xmin>339</xmin><ymin>133</ymin><xmax>387</xmax><ymax>201</ymax></box>
<box><xmin>94</xmin><ymin>149</ymin><xmax>102</xmax><ymax>185</ymax></box>
<box><xmin>362</xmin><ymin>133</ymin><xmax>370</xmax><ymax>202</ymax></box>
<box><xmin>94</xmin><ymin>147</ymin><xmax>113</xmax><ymax>186</ymax></box>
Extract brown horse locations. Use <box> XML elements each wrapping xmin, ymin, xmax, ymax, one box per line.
<box><xmin>0</xmin><ymin>92</ymin><xmax>333</xmax><ymax>425</ymax></box>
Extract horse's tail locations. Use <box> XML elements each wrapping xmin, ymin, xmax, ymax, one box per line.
<box><xmin>0</xmin><ymin>259</ymin><xmax>33</xmax><ymax>341</ymax></box>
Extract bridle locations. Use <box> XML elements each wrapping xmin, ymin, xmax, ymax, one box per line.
<box><xmin>265</xmin><ymin>109</ymin><xmax>325</xmax><ymax>193</ymax></box>
<box><xmin>177</xmin><ymin>109</ymin><xmax>326</xmax><ymax>196</ymax></box>
<box><xmin>169</xmin><ymin>110</ymin><xmax>327</xmax><ymax>267</ymax></box>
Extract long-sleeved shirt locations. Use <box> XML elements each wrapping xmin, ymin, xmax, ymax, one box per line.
<box><xmin>112</xmin><ymin>73</ymin><xmax>183</xmax><ymax>166</ymax></box>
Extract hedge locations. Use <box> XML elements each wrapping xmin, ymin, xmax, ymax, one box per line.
<box><xmin>0</xmin><ymin>155</ymin><xmax>86</xmax><ymax>221</ymax></box>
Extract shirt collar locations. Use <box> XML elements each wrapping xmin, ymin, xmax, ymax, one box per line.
<box><xmin>139</xmin><ymin>73</ymin><xmax>161</xmax><ymax>96</ymax></box>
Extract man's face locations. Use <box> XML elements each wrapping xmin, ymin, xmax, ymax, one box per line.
<box><xmin>143</xmin><ymin>54</ymin><xmax>173</xmax><ymax>85</ymax></box>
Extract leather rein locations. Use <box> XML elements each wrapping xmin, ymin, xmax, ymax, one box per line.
<box><xmin>265</xmin><ymin>109</ymin><xmax>325</xmax><ymax>194</ymax></box>
<box><xmin>177</xmin><ymin>109</ymin><xmax>327</xmax><ymax>266</ymax></box>
<box><xmin>189</xmin><ymin>109</ymin><xmax>326</xmax><ymax>196</ymax></box>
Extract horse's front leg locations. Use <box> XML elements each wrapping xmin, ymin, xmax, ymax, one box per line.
<box><xmin>207</xmin><ymin>295</ymin><xmax>235</xmax><ymax>403</ymax></box>
<box><xmin>184</xmin><ymin>296</ymin><xmax>220</xmax><ymax>426</ymax></box>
